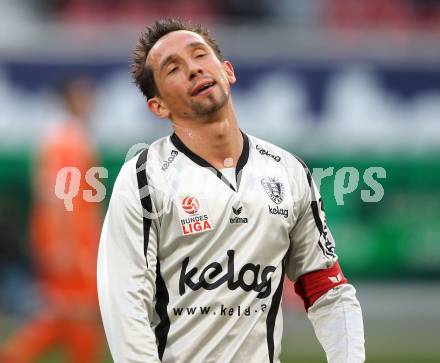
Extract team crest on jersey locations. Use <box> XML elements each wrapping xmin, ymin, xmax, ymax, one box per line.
<box><xmin>261</xmin><ymin>177</ymin><xmax>285</xmax><ymax>205</ymax></box>
<box><xmin>179</xmin><ymin>196</ymin><xmax>212</xmax><ymax>235</ymax></box>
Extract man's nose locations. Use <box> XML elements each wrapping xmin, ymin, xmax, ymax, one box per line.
<box><xmin>188</xmin><ymin>61</ymin><xmax>203</xmax><ymax>80</ymax></box>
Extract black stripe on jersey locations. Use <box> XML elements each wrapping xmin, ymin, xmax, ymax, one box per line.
<box><xmin>170</xmin><ymin>132</ymin><xmax>211</xmax><ymax>168</ymax></box>
<box><xmin>294</xmin><ymin>156</ymin><xmax>312</xmax><ymax>188</ymax></box>
<box><xmin>294</xmin><ymin>156</ymin><xmax>336</xmax><ymax>258</ymax></box>
<box><xmin>170</xmin><ymin>131</ymin><xmax>249</xmax><ymax>192</ymax></box>
<box><xmin>235</xmin><ymin>131</ymin><xmax>249</xmax><ymax>187</ymax></box>
<box><xmin>266</xmin><ymin>261</ymin><xmax>285</xmax><ymax>363</ymax></box>
<box><xmin>136</xmin><ymin>148</ymin><xmax>152</xmax><ymax>266</ymax></box>
<box><xmin>136</xmin><ymin>149</ymin><xmax>171</xmax><ymax>360</ymax></box>
<box><xmin>155</xmin><ymin>257</ymin><xmax>170</xmax><ymax>360</ymax></box>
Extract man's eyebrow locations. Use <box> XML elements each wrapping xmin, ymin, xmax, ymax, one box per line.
<box><xmin>159</xmin><ymin>54</ymin><xmax>177</xmax><ymax>73</ymax></box>
<box><xmin>187</xmin><ymin>41</ymin><xmax>206</xmax><ymax>49</ymax></box>
<box><xmin>158</xmin><ymin>42</ymin><xmax>207</xmax><ymax>72</ymax></box>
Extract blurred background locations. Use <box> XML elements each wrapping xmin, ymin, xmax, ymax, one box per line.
<box><xmin>0</xmin><ymin>0</ymin><xmax>439</xmax><ymax>362</ymax></box>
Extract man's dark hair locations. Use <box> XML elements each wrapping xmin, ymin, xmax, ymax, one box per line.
<box><xmin>131</xmin><ymin>18</ymin><xmax>224</xmax><ymax>100</ymax></box>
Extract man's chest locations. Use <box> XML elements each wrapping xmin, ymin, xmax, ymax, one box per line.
<box><xmin>156</xmin><ymin>159</ymin><xmax>296</xmax><ymax>261</ymax></box>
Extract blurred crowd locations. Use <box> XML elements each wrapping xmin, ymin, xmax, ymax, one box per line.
<box><xmin>4</xmin><ymin>0</ymin><xmax>440</xmax><ymax>31</ymax></box>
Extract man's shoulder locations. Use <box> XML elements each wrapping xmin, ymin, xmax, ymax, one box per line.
<box><xmin>112</xmin><ymin>135</ymin><xmax>170</xmax><ymax>192</ymax></box>
<box><xmin>247</xmin><ymin>134</ymin><xmax>306</xmax><ymax>171</ymax></box>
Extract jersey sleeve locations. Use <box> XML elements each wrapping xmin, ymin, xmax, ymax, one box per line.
<box><xmin>307</xmin><ymin>284</ymin><xmax>365</xmax><ymax>363</ymax></box>
<box><xmin>286</xmin><ymin>159</ymin><xmax>365</xmax><ymax>362</ymax></box>
<box><xmin>286</xmin><ymin>159</ymin><xmax>339</xmax><ymax>284</ymax></box>
<box><xmin>97</xmin><ymin>155</ymin><xmax>161</xmax><ymax>363</ymax></box>
<box><xmin>286</xmin><ymin>158</ymin><xmax>348</xmax><ymax>309</ymax></box>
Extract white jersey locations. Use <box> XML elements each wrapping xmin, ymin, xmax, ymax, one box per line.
<box><xmin>97</xmin><ymin>132</ymin><xmax>365</xmax><ymax>363</ymax></box>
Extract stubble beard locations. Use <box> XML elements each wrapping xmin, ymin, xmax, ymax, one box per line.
<box><xmin>191</xmin><ymin>87</ymin><xmax>229</xmax><ymax>118</ymax></box>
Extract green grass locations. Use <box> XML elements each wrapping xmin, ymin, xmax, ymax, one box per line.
<box><xmin>34</xmin><ymin>347</ymin><xmax>112</xmax><ymax>363</ymax></box>
<box><xmin>281</xmin><ymin>355</ymin><xmax>440</xmax><ymax>363</ymax></box>
<box><xmin>30</xmin><ymin>349</ymin><xmax>440</xmax><ymax>363</ymax></box>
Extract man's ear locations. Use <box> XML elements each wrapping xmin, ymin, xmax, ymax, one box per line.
<box><xmin>224</xmin><ymin>60</ymin><xmax>236</xmax><ymax>85</ymax></box>
<box><xmin>147</xmin><ymin>97</ymin><xmax>170</xmax><ymax>119</ymax></box>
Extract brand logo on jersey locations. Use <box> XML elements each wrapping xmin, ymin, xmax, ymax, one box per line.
<box><xmin>181</xmin><ymin>196</ymin><xmax>200</xmax><ymax>215</ymax></box>
<box><xmin>179</xmin><ymin>250</ymin><xmax>276</xmax><ymax>299</ymax></box>
<box><xmin>328</xmin><ymin>273</ymin><xmax>343</xmax><ymax>284</ymax></box>
<box><xmin>229</xmin><ymin>205</ymin><xmax>248</xmax><ymax>224</ymax></box>
<box><xmin>180</xmin><ymin>196</ymin><xmax>212</xmax><ymax>235</ymax></box>
<box><xmin>161</xmin><ymin>150</ymin><xmax>178</xmax><ymax>171</ymax></box>
<box><xmin>268</xmin><ymin>205</ymin><xmax>288</xmax><ymax>218</ymax></box>
<box><xmin>256</xmin><ymin>144</ymin><xmax>281</xmax><ymax>162</ymax></box>
<box><xmin>261</xmin><ymin>177</ymin><xmax>285</xmax><ymax>204</ymax></box>
<box><xmin>232</xmin><ymin>206</ymin><xmax>242</xmax><ymax>215</ymax></box>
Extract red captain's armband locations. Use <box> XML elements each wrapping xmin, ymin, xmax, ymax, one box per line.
<box><xmin>294</xmin><ymin>261</ymin><xmax>347</xmax><ymax>311</ymax></box>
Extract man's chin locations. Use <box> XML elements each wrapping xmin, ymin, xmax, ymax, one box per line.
<box><xmin>193</xmin><ymin>104</ymin><xmax>222</xmax><ymax>117</ymax></box>
<box><xmin>192</xmin><ymin>95</ymin><xmax>228</xmax><ymax>117</ymax></box>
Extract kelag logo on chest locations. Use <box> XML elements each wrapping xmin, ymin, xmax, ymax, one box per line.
<box><xmin>179</xmin><ymin>250</ymin><xmax>276</xmax><ymax>299</ymax></box>
<box><xmin>179</xmin><ymin>196</ymin><xmax>212</xmax><ymax>235</ymax></box>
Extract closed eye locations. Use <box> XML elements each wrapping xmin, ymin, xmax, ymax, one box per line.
<box><xmin>195</xmin><ymin>53</ymin><xmax>206</xmax><ymax>58</ymax></box>
<box><xmin>168</xmin><ymin>66</ymin><xmax>178</xmax><ymax>75</ymax></box>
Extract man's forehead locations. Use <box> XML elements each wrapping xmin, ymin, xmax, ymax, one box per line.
<box><xmin>147</xmin><ymin>30</ymin><xmax>208</xmax><ymax>69</ymax></box>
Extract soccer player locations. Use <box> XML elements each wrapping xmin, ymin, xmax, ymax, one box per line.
<box><xmin>0</xmin><ymin>78</ymin><xmax>103</xmax><ymax>363</ymax></box>
<box><xmin>97</xmin><ymin>19</ymin><xmax>365</xmax><ymax>363</ymax></box>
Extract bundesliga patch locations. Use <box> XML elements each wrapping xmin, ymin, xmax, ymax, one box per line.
<box><xmin>261</xmin><ymin>177</ymin><xmax>285</xmax><ymax>204</ymax></box>
<box><xmin>179</xmin><ymin>196</ymin><xmax>213</xmax><ymax>235</ymax></box>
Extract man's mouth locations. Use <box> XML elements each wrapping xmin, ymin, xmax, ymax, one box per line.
<box><xmin>191</xmin><ymin>81</ymin><xmax>216</xmax><ymax>96</ymax></box>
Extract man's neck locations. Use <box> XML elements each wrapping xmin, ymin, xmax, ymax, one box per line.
<box><xmin>172</xmin><ymin>109</ymin><xmax>243</xmax><ymax>170</ymax></box>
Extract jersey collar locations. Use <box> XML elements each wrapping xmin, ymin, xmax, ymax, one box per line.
<box><xmin>170</xmin><ymin>131</ymin><xmax>249</xmax><ymax>192</ymax></box>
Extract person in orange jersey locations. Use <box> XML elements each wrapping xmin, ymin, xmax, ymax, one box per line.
<box><xmin>0</xmin><ymin>78</ymin><xmax>104</xmax><ymax>363</ymax></box>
